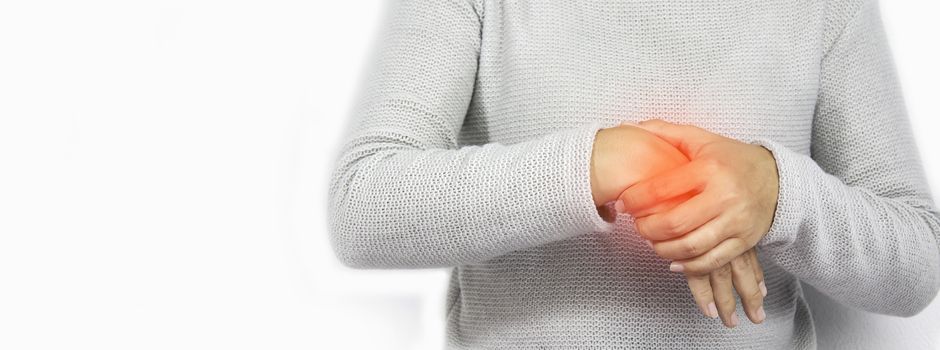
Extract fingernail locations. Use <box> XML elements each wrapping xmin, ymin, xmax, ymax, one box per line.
<box><xmin>756</xmin><ymin>306</ymin><xmax>766</xmax><ymax>322</ymax></box>
<box><xmin>614</xmin><ymin>200</ymin><xmax>625</xmax><ymax>213</ymax></box>
<box><xmin>730</xmin><ymin>313</ymin><xmax>739</xmax><ymax>328</ymax></box>
<box><xmin>759</xmin><ymin>281</ymin><xmax>767</xmax><ymax>297</ymax></box>
<box><xmin>707</xmin><ymin>302</ymin><xmax>719</xmax><ymax>319</ymax></box>
<box><xmin>646</xmin><ymin>240</ymin><xmax>653</xmax><ymax>249</ymax></box>
<box><xmin>669</xmin><ymin>262</ymin><xmax>684</xmax><ymax>272</ymax></box>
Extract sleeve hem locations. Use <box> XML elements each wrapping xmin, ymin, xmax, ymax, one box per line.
<box><xmin>752</xmin><ymin>139</ymin><xmax>807</xmax><ymax>252</ymax></box>
<box><xmin>567</xmin><ymin>122</ymin><xmax>618</xmax><ymax>233</ymax></box>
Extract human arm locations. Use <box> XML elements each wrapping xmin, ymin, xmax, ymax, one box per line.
<box><xmin>616</xmin><ymin>0</ymin><xmax>940</xmax><ymax>317</ymax></box>
<box><xmin>328</xmin><ymin>0</ymin><xmax>687</xmax><ymax>268</ymax></box>
<box><xmin>751</xmin><ymin>0</ymin><xmax>940</xmax><ymax>316</ymax></box>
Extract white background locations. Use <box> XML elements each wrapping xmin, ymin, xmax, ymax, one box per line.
<box><xmin>0</xmin><ymin>1</ymin><xmax>937</xmax><ymax>349</ymax></box>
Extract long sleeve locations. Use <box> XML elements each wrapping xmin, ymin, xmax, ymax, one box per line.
<box><xmin>327</xmin><ymin>0</ymin><xmax>614</xmax><ymax>269</ymax></box>
<box><xmin>754</xmin><ymin>0</ymin><xmax>940</xmax><ymax>317</ymax></box>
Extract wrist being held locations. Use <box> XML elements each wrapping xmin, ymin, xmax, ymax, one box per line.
<box><xmin>590</xmin><ymin>124</ymin><xmax>689</xmax><ymax>207</ymax></box>
<box><xmin>615</xmin><ymin>119</ymin><xmax>780</xmax><ymax>275</ymax></box>
<box><xmin>589</xmin><ymin>120</ymin><xmax>776</xmax><ymax>328</ymax></box>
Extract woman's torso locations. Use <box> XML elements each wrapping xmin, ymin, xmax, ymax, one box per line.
<box><xmin>449</xmin><ymin>1</ymin><xmax>825</xmax><ymax>348</ymax></box>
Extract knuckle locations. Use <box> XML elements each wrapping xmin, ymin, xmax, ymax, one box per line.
<box><xmin>711</xmin><ymin>259</ymin><xmax>727</xmax><ymax>274</ymax></box>
<box><xmin>690</xmin><ymin>285</ymin><xmax>712</xmax><ymax>299</ymax></box>
<box><xmin>731</xmin><ymin>256</ymin><xmax>751</xmax><ymax>271</ymax></box>
<box><xmin>635</xmin><ymin>219</ymin><xmax>654</xmax><ymax>239</ymax></box>
<box><xmin>662</xmin><ymin>216</ymin><xmax>684</xmax><ymax>237</ymax></box>
<box><xmin>682</xmin><ymin>241</ymin><xmax>699</xmax><ymax>257</ymax></box>
<box><xmin>702</xmin><ymin>229</ymin><xmax>720</xmax><ymax>248</ymax></box>
<box><xmin>715</xmin><ymin>293</ymin><xmax>736</xmax><ymax>305</ymax></box>
<box><xmin>702</xmin><ymin>159</ymin><xmax>723</xmax><ymax>174</ymax></box>
<box><xmin>693</xmin><ymin>259</ymin><xmax>724</xmax><ymax>275</ymax></box>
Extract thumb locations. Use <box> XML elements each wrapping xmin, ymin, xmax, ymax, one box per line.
<box><xmin>634</xmin><ymin>119</ymin><xmax>720</xmax><ymax>156</ymax></box>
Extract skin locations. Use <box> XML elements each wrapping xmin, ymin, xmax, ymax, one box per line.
<box><xmin>590</xmin><ymin>122</ymin><xmax>775</xmax><ymax>327</ymax></box>
<box><xmin>615</xmin><ymin>120</ymin><xmax>779</xmax><ymax>275</ymax></box>
<box><xmin>628</xmin><ymin>190</ymin><xmax>768</xmax><ymax>327</ymax></box>
<box><xmin>590</xmin><ymin>125</ymin><xmax>689</xmax><ymax>206</ymax></box>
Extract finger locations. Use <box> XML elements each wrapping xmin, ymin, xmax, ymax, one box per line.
<box><xmin>634</xmin><ymin>192</ymin><xmax>694</xmax><ymax>248</ymax></box>
<box><xmin>651</xmin><ymin>213</ymin><xmax>733</xmax><ymax>260</ymax></box>
<box><xmin>687</xmin><ymin>274</ymin><xmax>719</xmax><ymax>319</ymax></box>
<box><xmin>631</xmin><ymin>191</ymin><xmax>695</xmax><ymax>219</ymax></box>
<box><xmin>747</xmin><ymin>250</ymin><xmax>767</xmax><ymax>297</ymax></box>
<box><xmin>709</xmin><ymin>264</ymin><xmax>739</xmax><ymax>328</ymax></box>
<box><xmin>635</xmin><ymin>119</ymin><xmax>722</xmax><ymax>156</ymax></box>
<box><xmin>617</xmin><ymin>161</ymin><xmax>707</xmax><ymax>214</ymax></box>
<box><xmin>731</xmin><ymin>254</ymin><xmax>766</xmax><ymax>324</ymax></box>
<box><xmin>634</xmin><ymin>191</ymin><xmax>724</xmax><ymax>242</ymax></box>
<box><xmin>670</xmin><ymin>237</ymin><xmax>749</xmax><ymax>275</ymax></box>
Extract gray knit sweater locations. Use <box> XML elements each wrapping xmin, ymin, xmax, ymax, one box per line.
<box><xmin>327</xmin><ymin>0</ymin><xmax>940</xmax><ymax>348</ymax></box>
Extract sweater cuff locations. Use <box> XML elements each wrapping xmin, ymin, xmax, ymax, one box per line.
<box><xmin>566</xmin><ymin>122</ymin><xmax>618</xmax><ymax>234</ymax></box>
<box><xmin>751</xmin><ymin>138</ymin><xmax>810</xmax><ymax>253</ymax></box>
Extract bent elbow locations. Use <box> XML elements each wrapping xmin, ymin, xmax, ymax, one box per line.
<box><xmin>892</xmin><ymin>253</ymin><xmax>940</xmax><ymax>318</ymax></box>
<box><xmin>327</xmin><ymin>189</ymin><xmax>385</xmax><ymax>270</ymax></box>
<box><xmin>907</xmin><ymin>262</ymin><xmax>940</xmax><ymax>317</ymax></box>
<box><xmin>328</xmin><ymin>202</ymin><xmax>389</xmax><ymax>269</ymax></box>
<box><xmin>894</xmin><ymin>283</ymin><xmax>939</xmax><ymax>318</ymax></box>
<box><xmin>901</xmin><ymin>215</ymin><xmax>940</xmax><ymax>317</ymax></box>
<box><xmin>891</xmin><ymin>210</ymin><xmax>940</xmax><ymax>317</ymax></box>
<box><xmin>327</xmin><ymin>164</ymin><xmax>378</xmax><ymax>269</ymax></box>
<box><xmin>330</xmin><ymin>232</ymin><xmax>378</xmax><ymax>269</ymax></box>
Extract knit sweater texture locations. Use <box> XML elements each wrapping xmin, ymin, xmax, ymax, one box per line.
<box><xmin>328</xmin><ymin>0</ymin><xmax>940</xmax><ymax>348</ymax></box>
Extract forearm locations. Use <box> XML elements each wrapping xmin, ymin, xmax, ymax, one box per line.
<box><xmin>329</xmin><ymin>123</ymin><xmax>614</xmax><ymax>269</ymax></box>
<box><xmin>756</xmin><ymin>139</ymin><xmax>940</xmax><ymax>316</ymax></box>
